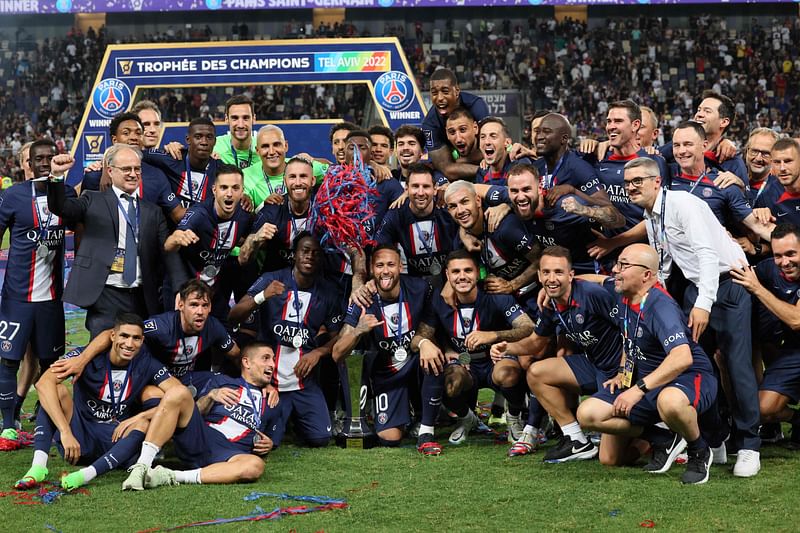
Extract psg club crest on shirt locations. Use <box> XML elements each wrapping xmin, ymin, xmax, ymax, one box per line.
<box><xmin>702</xmin><ymin>188</ymin><xmax>713</xmax><ymax>198</ymax></box>
<box><xmin>1</xmin><ymin>341</ymin><xmax>11</xmax><ymax>352</ymax></box>
<box><xmin>391</xmin><ymin>313</ymin><xmax>400</xmax><ymax>326</ymax></box>
<box><xmin>113</xmin><ymin>380</ymin><xmax>123</xmax><ymax>392</ymax></box>
<box><xmin>462</xmin><ymin>317</ymin><xmax>472</xmax><ymax>329</ymax></box>
<box><xmin>575</xmin><ymin>313</ymin><xmax>584</xmax><ymax>325</ymax></box>
<box><xmin>637</xmin><ymin>327</ymin><xmax>644</xmax><ymax>338</ymax></box>
<box><xmin>545</xmin><ymin>221</ymin><xmax>555</xmax><ymax>231</ymax></box>
<box><xmin>185</xmin><ymin>345</ymin><xmax>194</xmax><ymax>356</ymax></box>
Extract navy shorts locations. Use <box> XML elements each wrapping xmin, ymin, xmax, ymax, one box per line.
<box><xmin>466</xmin><ymin>357</ymin><xmax>504</xmax><ymax>391</ymax></box>
<box><xmin>173</xmin><ymin>405</ymin><xmax>271</xmax><ymax>468</ymax></box>
<box><xmin>371</xmin><ymin>355</ymin><xmax>420</xmax><ymax>432</ymax></box>
<box><xmin>592</xmin><ymin>371</ymin><xmax>717</xmax><ymax>426</ymax></box>
<box><xmin>0</xmin><ymin>299</ymin><xmax>64</xmax><ymax>361</ymax></box>
<box><xmin>54</xmin><ymin>411</ymin><xmax>137</xmax><ymax>468</ymax></box>
<box><xmin>564</xmin><ymin>354</ymin><xmax>617</xmax><ymax>395</ymax></box>
<box><xmin>760</xmin><ymin>350</ymin><xmax>800</xmax><ymax>402</ymax></box>
<box><xmin>264</xmin><ymin>382</ymin><xmax>331</xmax><ymax>447</ymax></box>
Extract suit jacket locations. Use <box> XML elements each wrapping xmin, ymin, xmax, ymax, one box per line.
<box><xmin>47</xmin><ymin>181</ymin><xmax>180</xmax><ymax>315</ymax></box>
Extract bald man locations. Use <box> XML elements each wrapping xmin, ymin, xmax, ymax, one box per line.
<box><xmin>576</xmin><ymin>244</ymin><xmax>718</xmax><ymax>485</ymax></box>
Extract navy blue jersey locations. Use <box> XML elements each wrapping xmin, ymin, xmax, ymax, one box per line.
<box><xmin>375</xmin><ymin>203</ymin><xmax>458</xmax><ymax>277</ymax></box>
<box><xmin>71</xmin><ymin>346</ymin><xmax>170</xmax><ymax>423</ymax></box>
<box><xmin>421</xmin><ymin>92</ymin><xmax>490</xmax><ymax>151</ymax></box>
<box><xmin>660</xmin><ymin>142</ymin><xmax>749</xmax><ymax>184</ymax></box>
<box><xmin>601</xmin><ymin>278</ymin><xmax>713</xmax><ymax>379</ymax></box>
<box><xmin>747</xmin><ymin>175</ymin><xmax>776</xmax><ymax>206</ymax></box>
<box><xmin>596</xmin><ymin>149</ymin><xmax>669</xmax><ymax>234</ymax></box>
<box><xmin>754</xmin><ymin>258</ymin><xmax>800</xmax><ymax>350</ymax></box>
<box><xmin>430</xmin><ymin>289</ymin><xmax>523</xmax><ymax>355</ymax></box>
<box><xmin>199</xmin><ymin>373</ymin><xmax>270</xmax><ymax>451</ymax></box>
<box><xmin>176</xmin><ymin>201</ymin><xmax>252</xmax><ymax>286</ymax></box>
<box><xmin>453</xmin><ymin>212</ymin><xmax>537</xmax><ymax>281</ymax></box>
<box><xmin>344</xmin><ymin>276</ymin><xmax>434</xmax><ymax>373</ymax></box>
<box><xmin>365</xmin><ymin>178</ymin><xmax>405</xmax><ymax>237</ymax></box>
<box><xmin>476</xmin><ymin>157</ymin><xmax>534</xmax><ymax>186</ymax></box>
<box><xmin>534</xmin><ymin>280</ymin><xmax>622</xmax><ymax>372</ymax></box>
<box><xmin>143</xmin><ymin>150</ymin><xmax>219</xmax><ymax>208</ymax></box>
<box><xmin>247</xmin><ymin>268</ymin><xmax>344</xmax><ymax>391</ymax></box>
<box><xmin>486</xmin><ymin>182</ymin><xmax>597</xmax><ymax>274</ymax></box>
<box><xmin>143</xmin><ymin>310</ymin><xmax>235</xmax><ymax>379</ymax></box>
<box><xmin>252</xmin><ymin>199</ymin><xmax>310</xmax><ymax>273</ymax></box>
<box><xmin>667</xmin><ymin>168</ymin><xmax>752</xmax><ymax>226</ymax></box>
<box><xmin>754</xmin><ymin>179</ymin><xmax>800</xmax><ymax>227</ymax></box>
<box><xmin>0</xmin><ymin>181</ymin><xmax>75</xmax><ymax>302</ymax></box>
<box><xmin>82</xmin><ymin>162</ymin><xmax>180</xmax><ymax>213</ymax></box>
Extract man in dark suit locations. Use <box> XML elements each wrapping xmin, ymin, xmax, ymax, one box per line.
<box><xmin>48</xmin><ymin>146</ymin><xmax>179</xmax><ymax>338</ymax></box>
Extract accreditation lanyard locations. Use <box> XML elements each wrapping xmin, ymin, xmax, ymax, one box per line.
<box><xmin>377</xmin><ymin>287</ymin><xmax>404</xmax><ymax>346</ymax></box>
<box><xmin>542</xmin><ymin>154</ymin><xmax>566</xmax><ymax>192</ymax></box>
<box><xmin>685</xmin><ymin>171</ymin><xmax>707</xmax><ymax>196</ymax></box>
<box><xmin>106</xmin><ymin>355</ymin><xmax>132</xmax><ymax>419</ymax></box>
<box><xmin>116</xmin><ymin>195</ymin><xmax>140</xmax><ymax>246</ymax></box>
<box><xmin>241</xmin><ymin>379</ymin><xmax>263</xmax><ymax>430</ymax></box>
<box><xmin>621</xmin><ymin>291</ymin><xmax>649</xmax><ymax>388</ymax></box>
<box><xmin>289</xmin><ymin>274</ymin><xmax>307</xmax><ymax>334</ymax></box>
<box><xmin>231</xmin><ymin>140</ymin><xmax>253</xmax><ymax>169</ymax></box>
<box><xmin>551</xmin><ymin>299</ymin><xmax>574</xmax><ymax>336</ymax></box>
<box><xmin>184</xmin><ymin>156</ymin><xmax>209</xmax><ymax>203</ymax></box>
<box><xmin>263</xmin><ymin>171</ymin><xmax>277</xmax><ymax>196</ymax></box>
<box><xmin>753</xmin><ymin>175</ymin><xmax>771</xmax><ymax>203</ymax></box>
<box><xmin>30</xmin><ymin>182</ymin><xmax>53</xmax><ymax>243</ymax></box>
<box><xmin>649</xmin><ymin>189</ymin><xmax>667</xmax><ymax>276</ymax></box>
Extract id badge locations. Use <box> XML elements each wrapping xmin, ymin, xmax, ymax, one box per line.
<box><xmin>111</xmin><ymin>248</ymin><xmax>126</xmax><ymax>273</ymax></box>
<box><xmin>621</xmin><ymin>352</ymin><xmax>635</xmax><ymax>389</ymax></box>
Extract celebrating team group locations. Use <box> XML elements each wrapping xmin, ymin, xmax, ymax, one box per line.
<box><xmin>2</xmin><ymin>66</ymin><xmax>800</xmax><ymax>491</ymax></box>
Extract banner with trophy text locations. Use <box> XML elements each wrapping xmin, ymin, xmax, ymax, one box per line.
<box><xmin>69</xmin><ymin>38</ymin><xmax>426</xmax><ymax>184</ymax></box>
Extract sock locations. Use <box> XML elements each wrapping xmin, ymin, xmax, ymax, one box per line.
<box><xmin>91</xmin><ymin>429</ymin><xmax>145</xmax><ymax>476</ymax></box>
<box><xmin>561</xmin><ymin>421</ymin><xmax>588</xmax><ymax>444</ymax></box>
<box><xmin>78</xmin><ymin>466</ymin><xmax>97</xmax><ymax>484</ymax></box>
<box><xmin>420</xmin><ymin>373</ymin><xmax>443</xmax><ymax>426</ymax></box>
<box><xmin>640</xmin><ymin>424</ymin><xmax>674</xmax><ymax>446</ymax></box>
<box><xmin>687</xmin><ymin>435</ymin><xmax>708</xmax><ymax>454</ymax></box>
<box><xmin>33</xmin><ymin>449</ymin><xmax>49</xmax><ymax>468</ymax></box>
<box><xmin>175</xmin><ymin>468</ymin><xmax>202</xmax><ymax>484</ymax></box>
<box><xmin>491</xmin><ymin>391</ymin><xmax>505</xmax><ymax>417</ymax></box>
<box><xmin>418</xmin><ymin>424</ymin><xmax>434</xmax><ymax>436</ymax></box>
<box><xmin>135</xmin><ymin>441</ymin><xmax>160</xmax><ymax>468</ymax></box>
<box><xmin>526</xmin><ymin>394</ymin><xmax>547</xmax><ymax>429</ymax></box>
<box><xmin>13</xmin><ymin>392</ymin><xmax>26</xmax><ymax>422</ymax></box>
<box><xmin>0</xmin><ymin>360</ymin><xmax>20</xmax><ymax>429</ymax></box>
<box><xmin>33</xmin><ymin>407</ymin><xmax>57</xmax><ymax>454</ymax></box>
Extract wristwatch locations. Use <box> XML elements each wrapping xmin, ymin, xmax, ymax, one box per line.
<box><xmin>636</xmin><ymin>378</ymin><xmax>649</xmax><ymax>393</ymax></box>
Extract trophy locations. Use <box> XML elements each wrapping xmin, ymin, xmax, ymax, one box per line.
<box><xmin>335</xmin><ymin>349</ymin><xmax>377</xmax><ymax>449</ymax></box>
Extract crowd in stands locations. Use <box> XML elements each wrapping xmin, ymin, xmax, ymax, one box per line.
<box><xmin>2</xmin><ymin>13</ymin><xmax>800</xmax><ymax>180</ymax></box>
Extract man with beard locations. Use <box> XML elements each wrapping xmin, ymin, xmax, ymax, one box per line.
<box><xmin>442</xmin><ymin>108</ymin><xmax>484</xmax><ymax>181</ymax></box>
<box><xmin>422</xmin><ymin>69</ymin><xmax>489</xmax><ymax>180</ymax></box>
<box><xmin>121</xmin><ymin>342</ymin><xmax>278</xmax><ymax>490</ymax></box>
<box><xmin>239</xmin><ymin>157</ymin><xmax>311</xmax><ymax>273</ymax></box>
<box><xmin>475</xmin><ymin>117</ymin><xmax>533</xmax><ymax>186</ymax></box>
<box><xmin>375</xmin><ymin>163</ymin><xmax>457</xmax><ymax>281</ymax></box>
<box><xmin>229</xmin><ymin>233</ymin><xmax>343</xmax><ymax>448</ymax></box>
<box><xmin>333</xmin><ymin>246</ymin><xmax>443</xmax><ymax>453</ymax></box>
<box><xmin>392</xmin><ymin>125</ymin><xmax>449</xmax><ymax>188</ymax></box>
<box><xmin>491</xmin><ymin>246</ymin><xmax>620</xmax><ymax>461</ymax></box>
<box><xmin>754</xmin><ymin>138</ymin><xmax>800</xmax><ymax>229</ymax></box>
<box><xmin>731</xmin><ymin>224</ymin><xmax>800</xmax><ymax>447</ymax></box>
<box><xmin>577</xmin><ymin>244</ymin><xmax>717</xmax><ymax>485</ymax></box>
<box><xmin>415</xmin><ymin>250</ymin><xmax>534</xmax><ymax>445</ymax></box>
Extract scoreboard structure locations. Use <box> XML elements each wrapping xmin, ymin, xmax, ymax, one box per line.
<box><xmin>68</xmin><ymin>37</ymin><xmax>426</xmax><ymax>184</ymax></box>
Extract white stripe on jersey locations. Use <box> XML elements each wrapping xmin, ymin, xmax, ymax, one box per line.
<box><xmin>30</xmin><ymin>196</ymin><xmax>60</xmax><ymax>302</ymax></box>
<box><xmin>409</xmin><ymin>220</ymin><xmax>439</xmax><ymax>256</ymax></box>
<box><xmin>207</xmin><ymin>386</ymin><xmax>262</xmax><ymax>442</ymax></box>
<box><xmin>100</xmin><ymin>369</ymin><xmax>133</xmax><ymax>403</ymax></box>
<box><xmin>274</xmin><ymin>290</ymin><xmax>312</xmax><ymax>391</ymax></box>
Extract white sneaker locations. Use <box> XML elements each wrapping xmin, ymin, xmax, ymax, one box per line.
<box><xmin>711</xmin><ymin>441</ymin><xmax>727</xmax><ymax>465</ymax></box>
<box><xmin>506</xmin><ymin>413</ymin><xmax>524</xmax><ymax>443</ymax></box>
<box><xmin>448</xmin><ymin>410</ymin><xmax>477</xmax><ymax>445</ymax></box>
<box><xmin>732</xmin><ymin>449</ymin><xmax>761</xmax><ymax>477</ymax></box>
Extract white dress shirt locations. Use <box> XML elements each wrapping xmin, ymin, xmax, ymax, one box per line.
<box><xmin>106</xmin><ymin>185</ymin><xmax>143</xmax><ymax>288</ymax></box>
<box><xmin>644</xmin><ymin>188</ymin><xmax>746</xmax><ymax>312</ymax></box>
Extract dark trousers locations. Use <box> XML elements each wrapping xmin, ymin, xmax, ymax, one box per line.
<box><xmin>86</xmin><ymin>286</ymin><xmax>147</xmax><ymax>339</ymax></box>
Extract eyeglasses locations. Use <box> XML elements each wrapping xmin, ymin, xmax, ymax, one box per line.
<box><xmin>623</xmin><ymin>175</ymin><xmax>658</xmax><ymax>189</ymax></box>
<box><xmin>111</xmin><ymin>165</ymin><xmax>142</xmax><ymax>175</ymax></box>
<box><xmin>614</xmin><ymin>260</ymin><xmax>651</xmax><ymax>272</ymax></box>
<box><xmin>747</xmin><ymin>148</ymin><xmax>772</xmax><ymax>160</ymax></box>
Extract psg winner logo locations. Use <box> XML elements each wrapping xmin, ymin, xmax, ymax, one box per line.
<box><xmin>92</xmin><ymin>78</ymin><xmax>132</xmax><ymax>119</ymax></box>
<box><xmin>374</xmin><ymin>71</ymin><xmax>414</xmax><ymax>112</ymax></box>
